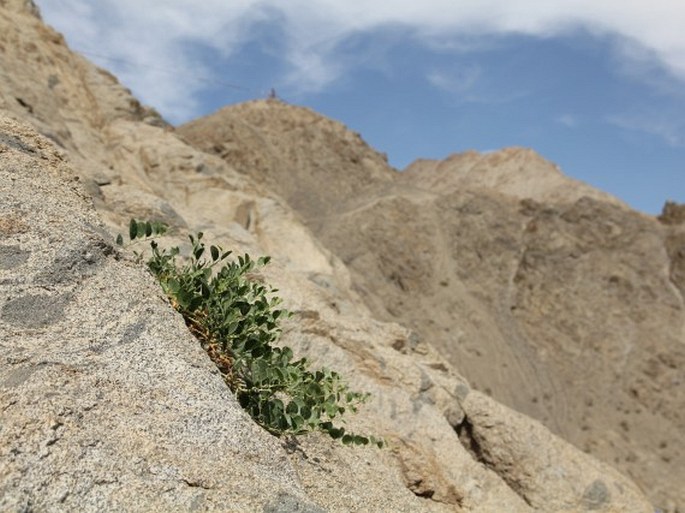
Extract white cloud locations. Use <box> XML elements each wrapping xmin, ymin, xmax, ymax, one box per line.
<box><xmin>426</xmin><ymin>66</ymin><xmax>529</xmax><ymax>104</ymax></box>
<box><xmin>607</xmin><ymin>114</ymin><xmax>685</xmax><ymax>147</ymax></box>
<box><xmin>427</xmin><ymin>66</ymin><xmax>481</xmax><ymax>95</ymax></box>
<box><xmin>557</xmin><ymin>114</ymin><xmax>579</xmax><ymax>128</ymax></box>
<box><xmin>34</xmin><ymin>0</ymin><xmax>685</xmax><ymax>122</ymax></box>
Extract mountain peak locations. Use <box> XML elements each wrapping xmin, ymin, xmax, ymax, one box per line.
<box><xmin>3</xmin><ymin>0</ymin><xmax>41</xmax><ymax>16</ymax></box>
<box><xmin>179</xmin><ymin>100</ymin><xmax>396</xmax><ymax>222</ymax></box>
<box><xmin>403</xmin><ymin>146</ymin><xmax>627</xmax><ymax>207</ymax></box>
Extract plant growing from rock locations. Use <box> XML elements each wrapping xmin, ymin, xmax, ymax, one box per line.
<box><xmin>118</xmin><ymin>219</ymin><xmax>383</xmax><ymax>447</ymax></box>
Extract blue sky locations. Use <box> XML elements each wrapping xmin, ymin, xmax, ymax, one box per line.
<box><xmin>35</xmin><ymin>1</ymin><xmax>684</xmax><ymax>215</ymax></box>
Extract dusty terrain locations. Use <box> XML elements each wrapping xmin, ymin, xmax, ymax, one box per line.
<box><xmin>0</xmin><ymin>1</ymin><xmax>681</xmax><ymax>511</ymax></box>
<box><xmin>181</xmin><ymin>100</ymin><xmax>685</xmax><ymax>510</ymax></box>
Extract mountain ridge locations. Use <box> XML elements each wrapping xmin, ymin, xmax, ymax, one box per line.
<box><xmin>180</xmin><ymin>99</ymin><xmax>685</xmax><ymax>510</ymax></box>
<box><xmin>402</xmin><ymin>146</ymin><xmax>629</xmax><ymax>209</ymax></box>
<box><xmin>0</xmin><ymin>2</ymin><xmax>679</xmax><ymax>511</ymax></box>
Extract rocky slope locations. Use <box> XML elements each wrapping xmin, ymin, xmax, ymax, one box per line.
<box><xmin>0</xmin><ymin>1</ymin><xmax>666</xmax><ymax>512</ymax></box>
<box><xmin>180</xmin><ymin>100</ymin><xmax>685</xmax><ymax>511</ymax></box>
<box><xmin>402</xmin><ymin>148</ymin><xmax>628</xmax><ymax>207</ymax></box>
<box><xmin>0</xmin><ymin>113</ymin><xmax>654</xmax><ymax>513</ymax></box>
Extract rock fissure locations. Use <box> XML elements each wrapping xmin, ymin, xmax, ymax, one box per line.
<box><xmin>455</xmin><ymin>416</ymin><xmax>484</xmax><ymax>464</ymax></box>
<box><xmin>181</xmin><ymin>478</ymin><xmax>214</xmax><ymax>490</ymax></box>
<box><xmin>455</xmin><ymin>414</ymin><xmax>535</xmax><ymax>508</ymax></box>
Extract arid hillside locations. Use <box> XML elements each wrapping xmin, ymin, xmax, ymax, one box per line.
<box><xmin>180</xmin><ymin>100</ymin><xmax>685</xmax><ymax>511</ymax></box>
<box><xmin>0</xmin><ymin>1</ymin><xmax>677</xmax><ymax>511</ymax></box>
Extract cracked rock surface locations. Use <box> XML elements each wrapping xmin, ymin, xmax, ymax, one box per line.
<box><xmin>0</xmin><ymin>117</ymin><xmax>314</xmax><ymax>512</ymax></box>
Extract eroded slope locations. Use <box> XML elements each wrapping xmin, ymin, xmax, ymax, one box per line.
<box><xmin>181</xmin><ymin>99</ymin><xmax>685</xmax><ymax>510</ymax></box>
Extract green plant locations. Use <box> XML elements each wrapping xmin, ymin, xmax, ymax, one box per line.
<box><xmin>118</xmin><ymin>219</ymin><xmax>383</xmax><ymax>447</ymax></box>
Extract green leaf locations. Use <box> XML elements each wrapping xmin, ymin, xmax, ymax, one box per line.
<box><xmin>325</xmin><ymin>402</ymin><xmax>338</xmax><ymax>418</ymax></box>
<box><xmin>370</xmin><ymin>436</ymin><xmax>386</xmax><ymax>449</ymax></box>
<box><xmin>277</xmin><ymin>412</ymin><xmax>289</xmax><ymax>431</ymax></box>
<box><xmin>286</xmin><ymin>401</ymin><xmax>299</xmax><ymax>415</ymax></box>
<box><xmin>116</xmin><ymin>234</ymin><xmax>124</xmax><ymax>246</ymax></box>
<box><xmin>290</xmin><ymin>415</ymin><xmax>305</xmax><ymax>431</ymax></box>
<box><xmin>129</xmin><ymin>218</ymin><xmax>137</xmax><ymax>240</ymax></box>
<box><xmin>244</xmin><ymin>337</ymin><xmax>259</xmax><ymax>352</ymax></box>
<box><xmin>167</xmin><ymin>279</ymin><xmax>180</xmax><ymax>295</ymax></box>
<box><xmin>152</xmin><ymin>221</ymin><xmax>168</xmax><ymax>235</ymax></box>
<box><xmin>271</xmin><ymin>398</ymin><xmax>285</xmax><ymax>413</ymax></box>
<box><xmin>210</xmin><ymin>245</ymin><xmax>219</xmax><ymax>261</ymax></box>
<box><xmin>177</xmin><ymin>288</ymin><xmax>195</xmax><ymax>310</ymax></box>
<box><xmin>251</xmin><ymin>345</ymin><xmax>268</xmax><ymax>358</ymax></box>
<box><xmin>227</xmin><ymin>322</ymin><xmax>238</xmax><ymax>335</ymax></box>
<box><xmin>331</xmin><ymin>427</ymin><xmax>345</xmax><ymax>439</ymax></box>
<box><xmin>137</xmin><ymin>221</ymin><xmax>147</xmax><ymax>239</ymax></box>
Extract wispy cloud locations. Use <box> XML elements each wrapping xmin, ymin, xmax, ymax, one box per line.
<box><xmin>427</xmin><ymin>66</ymin><xmax>481</xmax><ymax>95</ymax></box>
<box><xmin>426</xmin><ymin>66</ymin><xmax>529</xmax><ymax>105</ymax></box>
<box><xmin>35</xmin><ymin>0</ymin><xmax>685</xmax><ymax>122</ymax></box>
<box><xmin>557</xmin><ymin>114</ymin><xmax>579</xmax><ymax>128</ymax></box>
<box><xmin>607</xmin><ymin>114</ymin><xmax>685</xmax><ymax>147</ymax></box>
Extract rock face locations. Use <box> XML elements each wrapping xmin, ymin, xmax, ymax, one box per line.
<box><xmin>0</xmin><ymin>3</ymin><xmax>663</xmax><ymax>512</ymax></box>
<box><xmin>660</xmin><ymin>203</ymin><xmax>685</xmax><ymax>303</ymax></box>
<box><xmin>180</xmin><ymin>101</ymin><xmax>685</xmax><ymax>510</ymax></box>
<box><xmin>0</xmin><ymin>118</ymin><xmax>314</xmax><ymax>513</ymax></box>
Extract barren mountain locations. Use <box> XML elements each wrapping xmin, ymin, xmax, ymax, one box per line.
<box><xmin>402</xmin><ymin>148</ymin><xmax>628</xmax><ymax>207</ymax></box>
<box><xmin>179</xmin><ymin>101</ymin><xmax>396</xmax><ymax>226</ymax></box>
<box><xmin>180</xmin><ymin>100</ymin><xmax>685</xmax><ymax>510</ymax></box>
<box><xmin>0</xmin><ymin>1</ymin><xmax>675</xmax><ymax>511</ymax></box>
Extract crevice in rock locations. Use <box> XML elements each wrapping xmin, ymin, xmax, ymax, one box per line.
<box><xmin>406</xmin><ymin>481</ymin><xmax>464</xmax><ymax>509</ymax></box>
<box><xmin>15</xmin><ymin>97</ymin><xmax>33</xmax><ymax>114</ymax></box>
<box><xmin>455</xmin><ymin>415</ymin><xmax>485</xmax><ymax>464</ymax></box>
<box><xmin>181</xmin><ymin>478</ymin><xmax>213</xmax><ymax>490</ymax></box>
<box><xmin>455</xmin><ymin>415</ymin><xmax>534</xmax><ymax>508</ymax></box>
<box><xmin>0</xmin><ymin>131</ymin><xmax>36</xmax><ymax>154</ymax></box>
<box><xmin>408</xmin><ymin>481</ymin><xmax>435</xmax><ymax>500</ymax></box>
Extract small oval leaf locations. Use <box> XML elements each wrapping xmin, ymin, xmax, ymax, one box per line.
<box><xmin>129</xmin><ymin>218</ymin><xmax>137</xmax><ymax>240</ymax></box>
